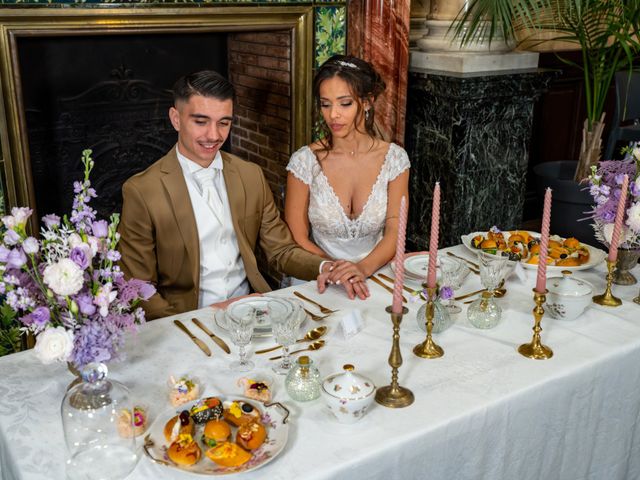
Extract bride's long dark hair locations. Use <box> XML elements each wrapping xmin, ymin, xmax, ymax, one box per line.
<box><xmin>313</xmin><ymin>55</ymin><xmax>386</xmax><ymax>153</ymax></box>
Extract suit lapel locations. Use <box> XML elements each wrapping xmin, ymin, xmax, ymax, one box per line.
<box><xmin>221</xmin><ymin>152</ymin><xmax>252</xmax><ymax>260</ymax></box>
<box><xmin>160</xmin><ymin>148</ymin><xmax>200</xmax><ymax>290</ymax></box>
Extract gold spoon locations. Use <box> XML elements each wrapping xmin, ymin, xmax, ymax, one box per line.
<box><xmin>304</xmin><ymin>308</ymin><xmax>330</xmax><ymax>322</ymax></box>
<box><xmin>268</xmin><ymin>340</ymin><xmax>326</xmax><ymax>360</ymax></box>
<box><xmin>255</xmin><ymin>326</ymin><xmax>328</xmax><ymax>354</ymax></box>
<box><xmin>454</xmin><ymin>279</ymin><xmax>507</xmax><ymax>301</ymax></box>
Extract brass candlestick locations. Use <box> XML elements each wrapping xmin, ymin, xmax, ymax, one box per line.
<box><xmin>375</xmin><ymin>306</ymin><xmax>415</xmax><ymax>408</ymax></box>
<box><xmin>634</xmin><ymin>294</ymin><xmax>640</xmax><ymax>305</ymax></box>
<box><xmin>518</xmin><ymin>289</ymin><xmax>553</xmax><ymax>360</ymax></box>
<box><xmin>593</xmin><ymin>259</ymin><xmax>622</xmax><ymax>307</ymax></box>
<box><xmin>413</xmin><ymin>287</ymin><xmax>444</xmax><ymax>359</ymax></box>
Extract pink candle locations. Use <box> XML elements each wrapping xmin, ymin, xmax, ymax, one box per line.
<box><xmin>608</xmin><ymin>174</ymin><xmax>629</xmax><ymax>263</ymax></box>
<box><xmin>392</xmin><ymin>196</ymin><xmax>408</xmax><ymax>313</ymax></box>
<box><xmin>426</xmin><ymin>182</ymin><xmax>440</xmax><ymax>289</ymax></box>
<box><xmin>535</xmin><ymin>188</ymin><xmax>552</xmax><ymax>293</ymax></box>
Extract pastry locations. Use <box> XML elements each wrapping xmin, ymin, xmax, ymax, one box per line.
<box><xmin>205</xmin><ymin>442</ymin><xmax>252</xmax><ymax>467</ymax></box>
<box><xmin>164</xmin><ymin>410</ymin><xmax>195</xmax><ymax>443</ymax></box>
<box><xmin>238</xmin><ymin>378</ymin><xmax>271</xmax><ymax>402</ymax></box>
<box><xmin>236</xmin><ymin>420</ymin><xmax>267</xmax><ymax>450</ymax></box>
<box><xmin>223</xmin><ymin>400</ymin><xmax>261</xmax><ymax>426</ymax></box>
<box><xmin>190</xmin><ymin>396</ymin><xmax>223</xmax><ymax>424</ymax></box>
<box><xmin>202</xmin><ymin>419</ymin><xmax>231</xmax><ymax>447</ymax></box>
<box><xmin>117</xmin><ymin>406</ymin><xmax>147</xmax><ymax>438</ymax></box>
<box><xmin>167</xmin><ymin>433</ymin><xmax>201</xmax><ymax>466</ymax></box>
<box><xmin>169</xmin><ymin>376</ymin><xmax>200</xmax><ymax>407</ymax></box>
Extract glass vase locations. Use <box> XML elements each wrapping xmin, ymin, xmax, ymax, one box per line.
<box><xmin>416</xmin><ymin>298</ymin><xmax>452</xmax><ymax>334</ymax></box>
<box><xmin>467</xmin><ymin>292</ymin><xmax>502</xmax><ymax>329</ymax></box>
<box><xmin>285</xmin><ymin>355</ymin><xmax>321</xmax><ymax>402</ymax></box>
<box><xmin>62</xmin><ymin>363</ymin><xmax>138</xmax><ymax>480</ymax></box>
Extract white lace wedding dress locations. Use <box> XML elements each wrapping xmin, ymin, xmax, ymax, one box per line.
<box><xmin>286</xmin><ymin>143</ymin><xmax>410</xmax><ymax>262</ymax></box>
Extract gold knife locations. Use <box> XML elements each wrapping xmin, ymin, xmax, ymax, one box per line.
<box><xmin>378</xmin><ymin>273</ymin><xmax>415</xmax><ymax>295</ymax></box>
<box><xmin>174</xmin><ymin>320</ymin><xmax>211</xmax><ymax>357</ymax></box>
<box><xmin>370</xmin><ymin>276</ymin><xmax>407</xmax><ymax>303</ymax></box>
<box><xmin>192</xmin><ymin>318</ymin><xmax>231</xmax><ymax>354</ymax></box>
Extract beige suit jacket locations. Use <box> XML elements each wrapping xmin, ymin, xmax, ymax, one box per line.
<box><xmin>119</xmin><ymin>147</ymin><xmax>322</xmax><ymax>320</ymax></box>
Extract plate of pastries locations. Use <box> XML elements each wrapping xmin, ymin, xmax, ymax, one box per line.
<box><xmin>144</xmin><ymin>395</ymin><xmax>289</xmax><ymax>475</ymax></box>
<box><xmin>460</xmin><ymin>227</ymin><xmax>606</xmax><ymax>271</ymax></box>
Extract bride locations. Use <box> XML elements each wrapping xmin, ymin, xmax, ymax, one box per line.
<box><xmin>285</xmin><ymin>55</ymin><xmax>410</xmax><ymax>286</ymax></box>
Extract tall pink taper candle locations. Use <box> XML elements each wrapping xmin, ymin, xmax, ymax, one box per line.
<box><xmin>535</xmin><ymin>188</ymin><xmax>552</xmax><ymax>294</ymax></box>
<box><xmin>427</xmin><ymin>182</ymin><xmax>441</xmax><ymax>289</ymax></box>
<box><xmin>392</xmin><ymin>196</ymin><xmax>408</xmax><ymax>313</ymax></box>
<box><xmin>608</xmin><ymin>174</ymin><xmax>629</xmax><ymax>263</ymax></box>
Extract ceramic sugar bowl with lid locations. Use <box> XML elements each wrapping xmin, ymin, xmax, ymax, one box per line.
<box><xmin>545</xmin><ymin>270</ymin><xmax>593</xmax><ymax>321</ymax></box>
<box><xmin>321</xmin><ymin>364</ymin><xmax>375</xmax><ymax>424</ymax></box>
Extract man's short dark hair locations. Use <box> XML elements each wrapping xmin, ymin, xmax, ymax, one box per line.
<box><xmin>172</xmin><ymin>70</ymin><xmax>235</xmax><ymax>104</ymax></box>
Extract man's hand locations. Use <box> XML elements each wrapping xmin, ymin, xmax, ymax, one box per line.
<box><xmin>317</xmin><ymin>260</ymin><xmax>370</xmax><ymax>300</ymax></box>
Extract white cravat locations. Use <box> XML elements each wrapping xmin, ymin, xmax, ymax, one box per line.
<box><xmin>192</xmin><ymin>167</ymin><xmax>224</xmax><ymax>224</ymax></box>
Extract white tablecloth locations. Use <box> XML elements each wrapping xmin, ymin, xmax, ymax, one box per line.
<box><xmin>2</xmin><ymin>245</ymin><xmax>640</xmax><ymax>480</ymax></box>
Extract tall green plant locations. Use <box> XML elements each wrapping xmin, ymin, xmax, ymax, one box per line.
<box><xmin>452</xmin><ymin>0</ymin><xmax>640</xmax><ymax>177</ymax></box>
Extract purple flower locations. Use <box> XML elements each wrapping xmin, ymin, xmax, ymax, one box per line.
<box><xmin>615</xmin><ymin>173</ymin><xmax>626</xmax><ymax>185</ymax></box>
<box><xmin>0</xmin><ymin>245</ymin><xmax>10</xmax><ymax>262</ymax></box>
<box><xmin>116</xmin><ymin>277</ymin><xmax>156</xmax><ymax>304</ymax></box>
<box><xmin>91</xmin><ymin>220</ymin><xmax>109</xmax><ymax>238</ymax></box>
<box><xmin>22</xmin><ymin>237</ymin><xmax>39</xmax><ymax>255</ymax></box>
<box><xmin>71</xmin><ymin>320</ymin><xmax>122</xmax><ymax>367</ymax></box>
<box><xmin>4</xmin><ymin>229</ymin><xmax>20</xmax><ymax>246</ymax></box>
<box><xmin>439</xmin><ymin>286</ymin><xmax>454</xmax><ymax>300</ymax></box>
<box><xmin>7</xmin><ymin>249</ymin><xmax>27</xmax><ymax>269</ymax></box>
<box><xmin>41</xmin><ymin>214</ymin><xmax>61</xmax><ymax>229</ymax></box>
<box><xmin>31</xmin><ymin>306</ymin><xmax>51</xmax><ymax>327</ymax></box>
<box><xmin>106</xmin><ymin>250</ymin><xmax>121</xmax><ymax>262</ymax></box>
<box><xmin>75</xmin><ymin>293</ymin><xmax>97</xmax><ymax>316</ymax></box>
<box><xmin>73</xmin><ymin>181</ymin><xmax>83</xmax><ymax>194</ymax></box>
<box><xmin>630</xmin><ymin>179</ymin><xmax>640</xmax><ymax>198</ymax></box>
<box><xmin>70</xmin><ymin>246</ymin><xmax>90</xmax><ymax>270</ymax></box>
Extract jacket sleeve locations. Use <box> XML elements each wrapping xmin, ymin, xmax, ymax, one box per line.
<box><xmin>255</xmin><ymin>167</ymin><xmax>323</xmax><ymax>280</ymax></box>
<box><xmin>118</xmin><ymin>180</ymin><xmax>179</xmax><ymax>320</ymax></box>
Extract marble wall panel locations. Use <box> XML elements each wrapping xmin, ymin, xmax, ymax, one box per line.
<box><xmin>405</xmin><ymin>69</ymin><xmax>555</xmax><ymax>249</ymax></box>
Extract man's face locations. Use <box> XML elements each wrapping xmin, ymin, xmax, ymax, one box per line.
<box><xmin>169</xmin><ymin>94</ymin><xmax>234</xmax><ymax>167</ymax></box>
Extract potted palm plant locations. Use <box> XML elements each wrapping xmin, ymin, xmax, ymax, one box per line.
<box><xmin>452</xmin><ymin>0</ymin><xmax>640</xmax><ymax>181</ymax></box>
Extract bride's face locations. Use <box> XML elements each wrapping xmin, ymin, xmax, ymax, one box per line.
<box><xmin>319</xmin><ymin>76</ymin><xmax>364</xmax><ymax>139</ymax></box>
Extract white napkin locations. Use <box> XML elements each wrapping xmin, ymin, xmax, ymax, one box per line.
<box><xmin>339</xmin><ymin>309</ymin><xmax>365</xmax><ymax>340</ymax></box>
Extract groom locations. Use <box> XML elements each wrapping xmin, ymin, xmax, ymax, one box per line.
<box><xmin>118</xmin><ymin>70</ymin><xmax>366</xmax><ymax>320</ymax></box>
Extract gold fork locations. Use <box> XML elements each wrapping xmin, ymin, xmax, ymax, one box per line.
<box><xmin>293</xmin><ymin>291</ymin><xmax>338</xmax><ymax>315</ymax></box>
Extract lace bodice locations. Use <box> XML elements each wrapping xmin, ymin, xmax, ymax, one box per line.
<box><xmin>286</xmin><ymin>143</ymin><xmax>410</xmax><ymax>262</ymax></box>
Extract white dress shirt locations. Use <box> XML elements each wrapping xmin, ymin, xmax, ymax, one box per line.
<box><xmin>176</xmin><ymin>147</ymin><xmax>250</xmax><ymax>307</ymax></box>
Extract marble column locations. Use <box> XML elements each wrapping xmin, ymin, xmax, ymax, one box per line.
<box><xmin>347</xmin><ymin>0</ymin><xmax>410</xmax><ymax>144</ymax></box>
<box><xmin>410</xmin><ymin>0</ymin><xmax>429</xmax><ymax>49</ymax></box>
<box><xmin>405</xmin><ymin>69</ymin><xmax>555</xmax><ymax>249</ymax></box>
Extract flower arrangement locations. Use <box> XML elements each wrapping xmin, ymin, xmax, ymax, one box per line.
<box><xmin>0</xmin><ymin>150</ymin><xmax>155</xmax><ymax>367</ymax></box>
<box><xmin>587</xmin><ymin>145</ymin><xmax>640</xmax><ymax>248</ymax></box>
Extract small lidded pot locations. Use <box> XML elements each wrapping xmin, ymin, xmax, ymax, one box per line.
<box><xmin>321</xmin><ymin>364</ymin><xmax>375</xmax><ymax>424</ymax></box>
<box><xmin>546</xmin><ymin>270</ymin><xmax>593</xmax><ymax>321</ymax></box>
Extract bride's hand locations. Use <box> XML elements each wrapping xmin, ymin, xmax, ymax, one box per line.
<box><xmin>317</xmin><ymin>260</ymin><xmax>370</xmax><ymax>300</ymax></box>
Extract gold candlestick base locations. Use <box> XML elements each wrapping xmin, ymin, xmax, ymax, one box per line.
<box><xmin>375</xmin><ymin>306</ymin><xmax>414</xmax><ymax>408</ymax></box>
<box><xmin>634</xmin><ymin>295</ymin><xmax>640</xmax><ymax>305</ymax></box>
<box><xmin>593</xmin><ymin>260</ymin><xmax>622</xmax><ymax>306</ymax></box>
<box><xmin>518</xmin><ymin>289</ymin><xmax>553</xmax><ymax>360</ymax></box>
<box><xmin>413</xmin><ymin>287</ymin><xmax>444</xmax><ymax>359</ymax></box>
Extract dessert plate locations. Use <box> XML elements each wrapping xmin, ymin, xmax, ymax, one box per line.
<box><xmin>143</xmin><ymin>395</ymin><xmax>289</xmax><ymax>475</ymax></box>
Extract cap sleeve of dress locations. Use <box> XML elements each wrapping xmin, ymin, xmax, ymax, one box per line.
<box><xmin>386</xmin><ymin>143</ymin><xmax>411</xmax><ymax>181</ymax></box>
<box><xmin>286</xmin><ymin>146</ymin><xmax>316</xmax><ymax>186</ymax></box>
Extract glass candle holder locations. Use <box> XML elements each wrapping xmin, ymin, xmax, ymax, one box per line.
<box><xmin>285</xmin><ymin>356</ymin><xmax>321</xmax><ymax>402</ymax></box>
<box><xmin>467</xmin><ymin>292</ymin><xmax>502</xmax><ymax>329</ymax></box>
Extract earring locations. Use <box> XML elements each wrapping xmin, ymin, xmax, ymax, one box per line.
<box><xmin>365</xmin><ymin>109</ymin><xmax>370</xmax><ymax>121</ymax></box>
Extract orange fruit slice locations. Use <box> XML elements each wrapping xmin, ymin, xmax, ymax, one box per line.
<box><xmin>206</xmin><ymin>442</ymin><xmax>252</xmax><ymax>467</ymax></box>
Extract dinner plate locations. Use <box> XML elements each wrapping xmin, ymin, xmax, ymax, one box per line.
<box><xmin>215</xmin><ymin>297</ymin><xmax>306</xmax><ymax>338</ymax></box>
<box><xmin>143</xmin><ymin>396</ymin><xmax>289</xmax><ymax>475</ymax></box>
<box><xmin>460</xmin><ymin>231</ymin><xmax>606</xmax><ymax>271</ymax></box>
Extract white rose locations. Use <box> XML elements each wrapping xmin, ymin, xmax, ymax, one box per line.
<box><xmin>68</xmin><ymin>233</ymin><xmax>83</xmax><ymax>249</ymax></box>
<box><xmin>626</xmin><ymin>203</ymin><xmax>640</xmax><ymax>234</ymax></box>
<box><xmin>602</xmin><ymin>222</ymin><xmax>634</xmax><ymax>245</ymax></box>
<box><xmin>43</xmin><ymin>258</ymin><xmax>84</xmax><ymax>296</ymax></box>
<box><xmin>34</xmin><ymin>326</ymin><xmax>74</xmax><ymax>364</ymax></box>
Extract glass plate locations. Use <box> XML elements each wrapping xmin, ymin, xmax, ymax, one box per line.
<box><xmin>220</xmin><ymin>297</ymin><xmax>295</xmax><ymax>337</ymax></box>
<box><xmin>143</xmin><ymin>396</ymin><xmax>289</xmax><ymax>475</ymax></box>
<box><xmin>460</xmin><ymin>231</ymin><xmax>607</xmax><ymax>271</ymax></box>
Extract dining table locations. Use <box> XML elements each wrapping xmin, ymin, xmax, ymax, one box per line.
<box><xmin>1</xmin><ymin>244</ymin><xmax>640</xmax><ymax>480</ymax></box>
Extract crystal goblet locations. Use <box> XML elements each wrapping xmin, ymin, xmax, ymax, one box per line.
<box><xmin>271</xmin><ymin>308</ymin><xmax>303</xmax><ymax>375</ymax></box>
<box><xmin>225</xmin><ymin>306</ymin><xmax>258</xmax><ymax>372</ymax></box>
<box><xmin>439</xmin><ymin>257</ymin><xmax>470</xmax><ymax>313</ymax></box>
<box><xmin>477</xmin><ymin>251</ymin><xmax>509</xmax><ymax>297</ymax></box>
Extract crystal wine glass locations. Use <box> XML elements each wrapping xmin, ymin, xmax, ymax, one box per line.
<box><xmin>271</xmin><ymin>307</ymin><xmax>303</xmax><ymax>375</ymax></box>
<box><xmin>477</xmin><ymin>251</ymin><xmax>509</xmax><ymax>297</ymax></box>
<box><xmin>439</xmin><ymin>257</ymin><xmax>470</xmax><ymax>313</ymax></box>
<box><xmin>225</xmin><ymin>306</ymin><xmax>258</xmax><ymax>372</ymax></box>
